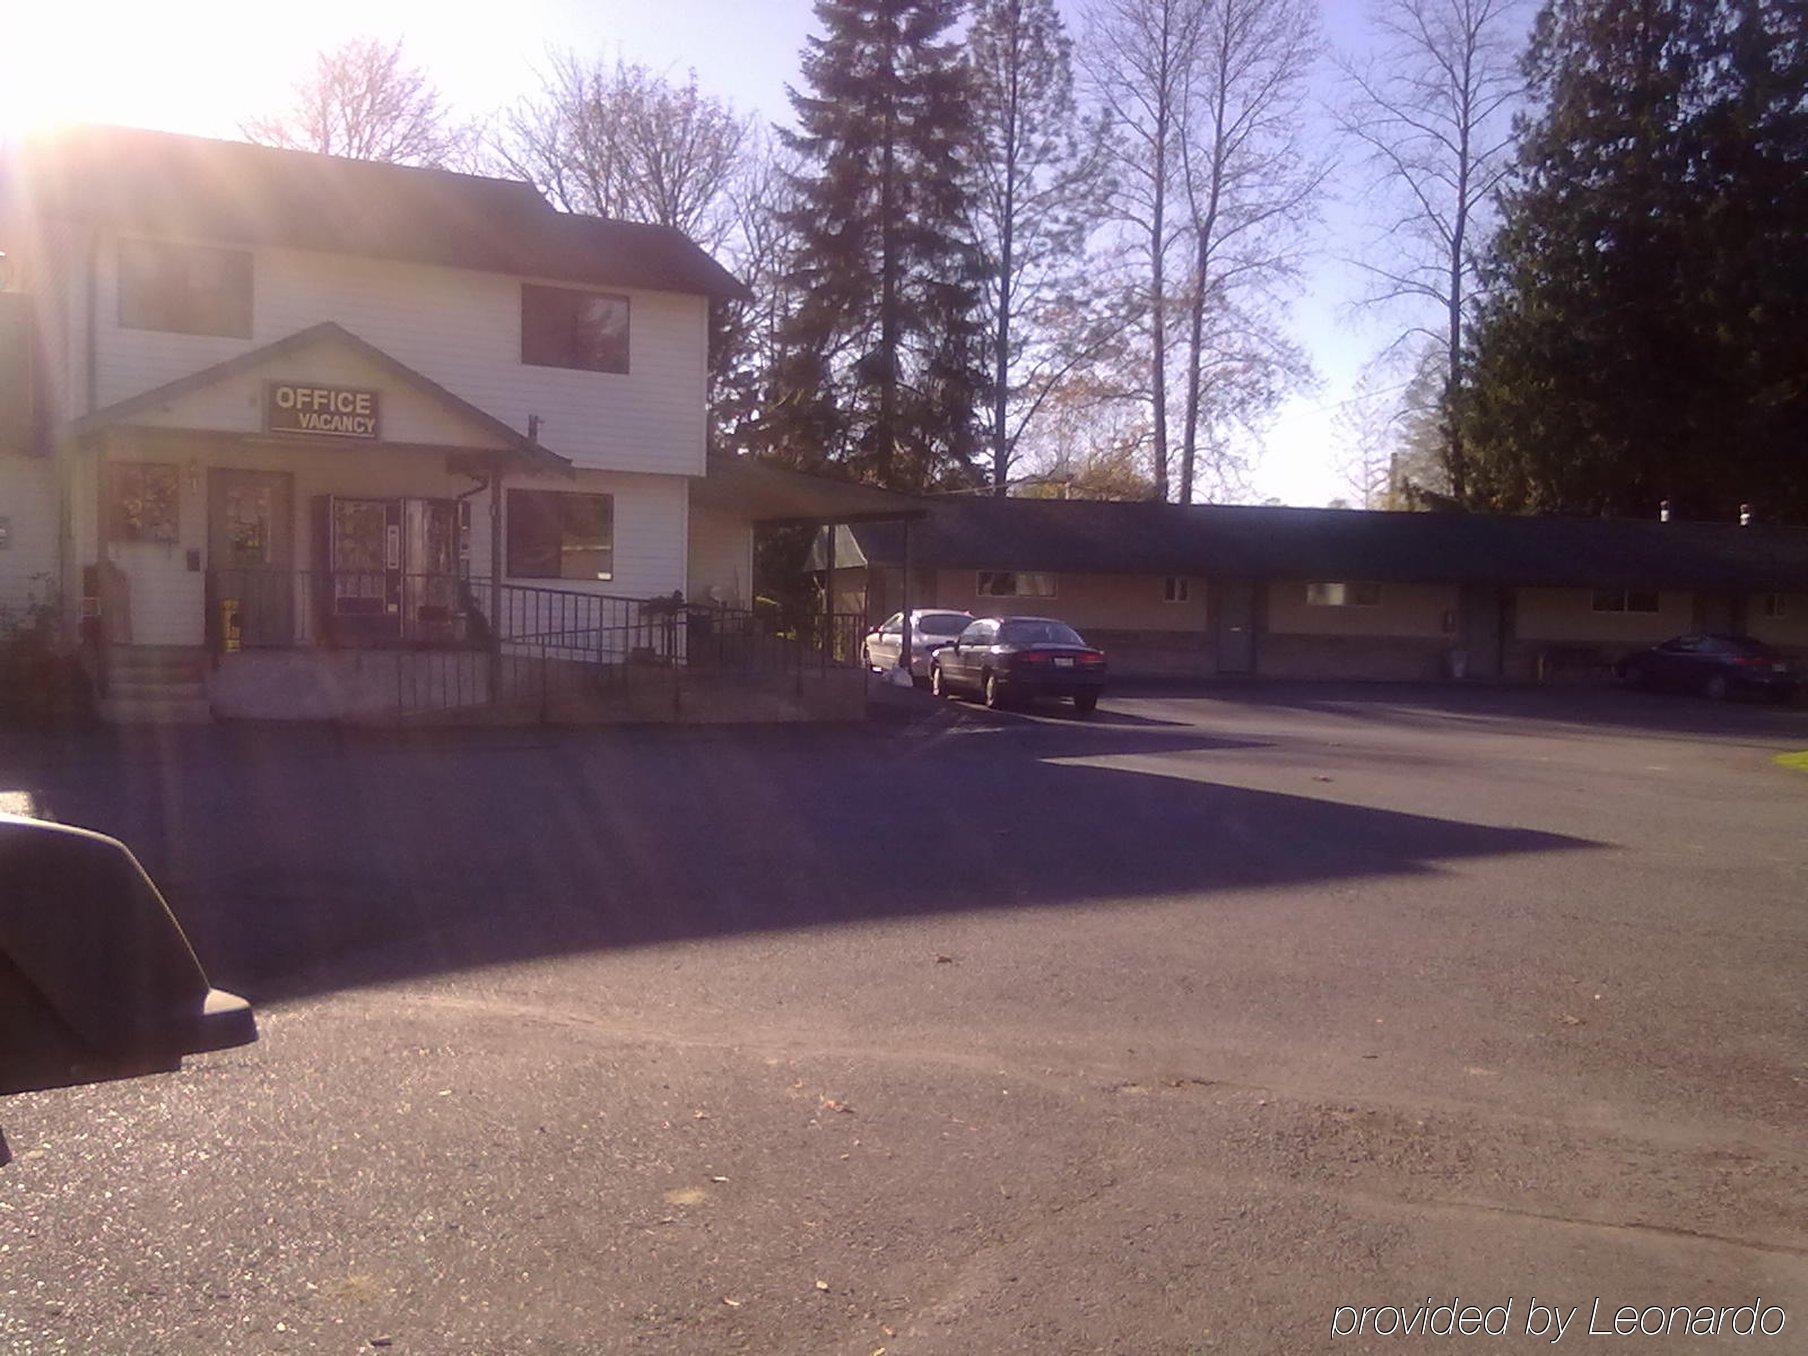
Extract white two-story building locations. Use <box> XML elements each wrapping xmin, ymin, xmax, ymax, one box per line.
<box><xmin>0</xmin><ymin>125</ymin><xmax>903</xmax><ymax>721</ymax></box>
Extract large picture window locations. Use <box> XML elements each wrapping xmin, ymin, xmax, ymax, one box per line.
<box><xmin>1306</xmin><ymin>581</ymin><xmax>1381</xmax><ymax>607</ymax></box>
<box><xmin>118</xmin><ymin>239</ymin><xmax>252</xmax><ymax>338</ymax></box>
<box><xmin>521</xmin><ymin>285</ymin><xmax>630</xmax><ymax>373</ymax></box>
<box><xmin>107</xmin><ymin>462</ymin><xmax>181</xmax><ymax>543</ymax></box>
<box><xmin>977</xmin><ymin>570</ymin><xmax>1056</xmax><ymax>598</ymax></box>
<box><xmin>507</xmin><ymin>490</ymin><xmax>614</xmax><ymax>581</ymax></box>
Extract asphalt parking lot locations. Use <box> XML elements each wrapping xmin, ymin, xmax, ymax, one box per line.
<box><xmin>2</xmin><ymin>683</ymin><xmax>1805</xmax><ymax>1353</ymax></box>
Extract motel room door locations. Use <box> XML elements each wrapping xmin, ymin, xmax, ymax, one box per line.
<box><xmin>207</xmin><ymin>470</ymin><xmax>295</xmax><ymax>646</ymax></box>
<box><xmin>1212</xmin><ymin>580</ymin><xmax>1257</xmax><ymax>675</ymax></box>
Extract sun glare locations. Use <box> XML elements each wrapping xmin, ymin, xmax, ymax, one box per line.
<box><xmin>0</xmin><ymin>2</ymin><xmax>316</xmax><ymax>141</ymax></box>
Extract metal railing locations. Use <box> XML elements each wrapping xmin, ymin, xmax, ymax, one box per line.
<box><xmin>205</xmin><ymin>569</ymin><xmax>869</xmax><ymax>716</ymax></box>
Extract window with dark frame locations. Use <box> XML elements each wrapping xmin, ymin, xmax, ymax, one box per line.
<box><xmin>506</xmin><ymin>490</ymin><xmax>614</xmax><ymax>581</ymax></box>
<box><xmin>118</xmin><ymin>239</ymin><xmax>252</xmax><ymax>338</ymax></box>
<box><xmin>107</xmin><ymin>462</ymin><xmax>180</xmax><ymax>543</ymax></box>
<box><xmin>521</xmin><ymin>284</ymin><xmax>630</xmax><ymax>373</ymax></box>
<box><xmin>976</xmin><ymin>570</ymin><xmax>1056</xmax><ymax>598</ymax></box>
<box><xmin>1163</xmin><ymin>576</ymin><xmax>1190</xmax><ymax>603</ymax></box>
<box><xmin>1760</xmin><ymin>593</ymin><xmax>1788</xmax><ymax>619</ymax></box>
<box><xmin>1591</xmin><ymin>589</ymin><xmax>1661</xmax><ymax>614</ymax></box>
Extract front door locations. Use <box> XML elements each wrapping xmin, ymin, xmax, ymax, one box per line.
<box><xmin>208</xmin><ymin>470</ymin><xmax>294</xmax><ymax>646</ymax></box>
<box><xmin>1213</xmin><ymin>580</ymin><xmax>1257</xmax><ymax>675</ymax></box>
<box><xmin>1459</xmin><ymin>584</ymin><xmax>1506</xmax><ymax>679</ymax></box>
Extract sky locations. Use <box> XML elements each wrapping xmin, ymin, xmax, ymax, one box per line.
<box><xmin>0</xmin><ymin>0</ymin><xmax>1505</xmax><ymax>507</ymax></box>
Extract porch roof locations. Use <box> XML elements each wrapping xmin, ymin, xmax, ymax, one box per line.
<box><xmin>70</xmin><ymin>321</ymin><xmax>571</xmax><ymax>477</ymax></box>
<box><xmin>692</xmin><ymin>454</ymin><xmax>926</xmax><ymax>526</ymax></box>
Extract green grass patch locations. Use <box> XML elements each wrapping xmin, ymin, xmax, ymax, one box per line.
<box><xmin>1775</xmin><ymin>751</ymin><xmax>1808</xmax><ymax>773</ymax></box>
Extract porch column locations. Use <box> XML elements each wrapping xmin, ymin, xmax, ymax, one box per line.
<box><xmin>821</xmin><ymin>520</ymin><xmax>835</xmax><ymax>658</ymax></box>
<box><xmin>488</xmin><ymin>460</ymin><xmax>504</xmax><ymax>704</ymax></box>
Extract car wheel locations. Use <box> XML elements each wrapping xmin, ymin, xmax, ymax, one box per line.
<box><xmin>1705</xmin><ymin>672</ymin><xmax>1730</xmax><ymax>702</ymax></box>
<box><xmin>983</xmin><ymin>672</ymin><xmax>1004</xmax><ymax>709</ymax></box>
<box><xmin>1072</xmin><ymin>693</ymin><xmax>1098</xmax><ymax>717</ymax></box>
<box><xmin>930</xmin><ymin>663</ymin><xmax>949</xmax><ymax>699</ymax></box>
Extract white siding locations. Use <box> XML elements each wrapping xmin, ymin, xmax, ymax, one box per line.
<box><xmin>89</xmin><ymin>234</ymin><xmax>710</xmax><ymax>477</ymax></box>
<box><xmin>0</xmin><ymin>454</ymin><xmax>58</xmax><ymax>620</ymax></box>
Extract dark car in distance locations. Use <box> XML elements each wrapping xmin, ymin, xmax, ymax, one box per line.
<box><xmin>929</xmin><ymin>616</ymin><xmax>1107</xmax><ymax>714</ymax></box>
<box><xmin>1613</xmin><ymin>633</ymin><xmax>1799</xmax><ymax>702</ymax></box>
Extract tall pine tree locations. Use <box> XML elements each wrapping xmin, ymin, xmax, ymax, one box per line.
<box><xmin>1462</xmin><ymin>0</ymin><xmax>1808</xmax><ymax>521</ymax></box>
<box><xmin>764</xmin><ymin>0</ymin><xmax>989</xmax><ymax>492</ymax></box>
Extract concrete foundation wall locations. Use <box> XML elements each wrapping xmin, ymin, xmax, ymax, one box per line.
<box><xmin>210</xmin><ymin>648</ymin><xmax>866</xmax><ymax>725</ymax></box>
<box><xmin>211</xmin><ymin>649</ymin><xmax>471</xmax><ymax>721</ymax></box>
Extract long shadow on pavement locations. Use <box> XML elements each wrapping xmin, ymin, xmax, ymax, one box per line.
<box><xmin>3</xmin><ymin>716</ymin><xmax>1598</xmax><ymax>1004</ymax></box>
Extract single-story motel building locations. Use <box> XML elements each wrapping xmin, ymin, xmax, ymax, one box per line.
<box><xmin>816</xmin><ymin>496</ymin><xmax>1808</xmax><ymax>683</ymax></box>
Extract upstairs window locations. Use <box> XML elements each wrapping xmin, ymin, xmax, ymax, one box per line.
<box><xmin>507</xmin><ymin>490</ymin><xmax>614</xmax><ymax>581</ymax></box>
<box><xmin>977</xmin><ymin>570</ymin><xmax>1055</xmax><ymax>598</ymax></box>
<box><xmin>1306</xmin><ymin>581</ymin><xmax>1381</xmax><ymax>607</ymax></box>
<box><xmin>118</xmin><ymin>239</ymin><xmax>252</xmax><ymax>338</ymax></box>
<box><xmin>1163</xmin><ymin>576</ymin><xmax>1191</xmax><ymax>603</ymax></box>
<box><xmin>521</xmin><ymin>284</ymin><xmax>630</xmax><ymax>373</ymax></box>
<box><xmin>1591</xmin><ymin>589</ymin><xmax>1660</xmax><ymax>614</ymax></box>
<box><xmin>1759</xmin><ymin>593</ymin><xmax>1788</xmax><ymax>619</ymax></box>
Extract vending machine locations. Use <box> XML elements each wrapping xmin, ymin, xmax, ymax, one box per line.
<box><xmin>316</xmin><ymin>496</ymin><xmax>470</xmax><ymax>644</ymax></box>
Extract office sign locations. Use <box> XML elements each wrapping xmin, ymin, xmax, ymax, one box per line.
<box><xmin>266</xmin><ymin>383</ymin><xmax>380</xmax><ymax>439</ymax></box>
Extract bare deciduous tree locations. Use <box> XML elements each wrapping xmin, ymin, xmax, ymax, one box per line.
<box><xmin>967</xmin><ymin>0</ymin><xmax>1115</xmax><ymax>493</ymax></box>
<box><xmin>1081</xmin><ymin>0</ymin><xmax>1210</xmax><ymax>502</ymax></box>
<box><xmin>496</xmin><ymin>54</ymin><xmax>749</xmax><ymax>249</ymax></box>
<box><xmin>1175</xmin><ymin>0</ymin><xmax>1324</xmax><ymax>503</ymax></box>
<box><xmin>1337</xmin><ymin>0</ymin><xmax>1524</xmax><ymax>501</ymax></box>
<box><xmin>243</xmin><ymin>38</ymin><xmax>471</xmax><ymax>167</ymax></box>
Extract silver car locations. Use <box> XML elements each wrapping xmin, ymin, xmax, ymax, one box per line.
<box><xmin>862</xmin><ymin>609</ymin><xmax>974</xmax><ymax>678</ymax></box>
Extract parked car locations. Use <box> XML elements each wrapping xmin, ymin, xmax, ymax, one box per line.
<box><xmin>1613</xmin><ymin>634</ymin><xmax>1799</xmax><ymax>702</ymax></box>
<box><xmin>0</xmin><ymin>814</ymin><xmax>256</xmax><ymax>1095</ymax></box>
<box><xmin>862</xmin><ymin>609</ymin><xmax>974</xmax><ymax>678</ymax></box>
<box><xmin>929</xmin><ymin>616</ymin><xmax>1107</xmax><ymax>714</ymax></box>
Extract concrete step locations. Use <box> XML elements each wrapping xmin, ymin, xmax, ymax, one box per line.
<box><xmin>106</xmin><ymin>676</ymin><xmax>208</xmax><ymax>701</ymax></box>
<box><xmin>99</xmin><ymin>694</ymin><xmax>214</xmax><ymax>725</ymax></box>
<box><xmin>110</xmin><ymin>649</ymin><xmax>209</xmax><ymax>683</ymax></box>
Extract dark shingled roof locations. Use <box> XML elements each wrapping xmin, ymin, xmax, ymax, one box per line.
<box><xmin>2</xmin><ymin>125</ymin><xmax>746</xmax><ymax>300</ymax></box>
<box><xmin>830</xmin><ymin>498</ymin><xmax>1808</xmax><ymax>593</ymax></box>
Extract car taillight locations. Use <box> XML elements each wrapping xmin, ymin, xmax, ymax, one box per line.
<box><xmin>1732</xmin><ymin>655</ymin><xmax>1771</xmax><ymax>667</ymax></box>
<box><xmin>1014</xmin><ymin>651</ymin><xmax>1053</xmax><ymax>665</ymax></box>
<box><xmin>1079</xmin><ymin>651</ymin><xmax>1105</xmax><ymax>666</ymax></box>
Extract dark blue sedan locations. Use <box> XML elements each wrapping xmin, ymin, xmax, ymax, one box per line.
<box><xmin>1613</xmin><ymin>634</ymin><xmax>1798</xmax><ymax>702</ymax></box>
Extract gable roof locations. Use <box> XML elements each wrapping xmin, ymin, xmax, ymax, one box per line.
<box><xmin>829</xmin><ymin>497</ymin><xmax>1808</xmax><ymax>594</ymax></box>
<box><xmin>4</xmin><ymin>125</ymin><xmax>746</xmax><ymax>301</ymax></box>
<box><xmin>70</xmin><ymin>321</ymin><xmax>570</xmax><ymax>474</ymax></box>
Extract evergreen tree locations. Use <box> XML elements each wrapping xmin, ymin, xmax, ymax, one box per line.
<box><xmin>1463</xmin><ymin>0</ymin><xmax>1808</xmax><ymax>521</ymax></box>
<box><xmin>765</xmin><ymin>0</ymin><xmax>989</xmax><ymax>492</ymax></box>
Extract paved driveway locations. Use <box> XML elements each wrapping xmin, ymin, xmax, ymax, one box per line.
<box><xmin>2</xmin><ymin>685</ymin><xmax>1805</xmax><ymax>1352</ymax></box>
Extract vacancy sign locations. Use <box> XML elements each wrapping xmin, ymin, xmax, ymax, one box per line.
<box><xmin>266</xmin><ymin>383</ymin><xmax>381</xmax><ymax>439</ymax></box>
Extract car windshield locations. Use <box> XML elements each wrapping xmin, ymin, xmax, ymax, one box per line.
<box><xmin>1711</xmin><ymin>636</ymin><xmax>1777</xmax><ymax>655</ymax></box>
<box><xmin>916</xmin><ymin>612</ymin><xmax>969</xmax><ymax>636</ymax></box>
<box><xmin>999</xmin><ymin>620</ymin><xmax>1086</xmax><ymax>647</ymax></box>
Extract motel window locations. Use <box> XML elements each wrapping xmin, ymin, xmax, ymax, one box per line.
<box><xmin>1591</xmin><ymin>589</ymin><xmax>1661</xmax><ymax>614</ymax></box>
<box><xmin>1759</xmin><ymin>593</ymin><xmax>1788</xmax><ymax>619</ymax></box>
<box><xmin>1163</xmin><ymin>576</ymin><xmax>1191</xmax><ymax>603</ymax></box>
<box><xmin>1306</xmin><ymin>581</ymin><xmax>1381</xmax><ymax>607</ymax></box>
<box><xmin>117</xmin><ymin>239</ymin><xmax>252</xmax><ymax>338</ymax></box>
<box><xmin>507</xmin><ymin>490</ymin><xmax>614</xmax><ymax>581</ymax></box>
<box><xmin>521</xmin><ymin>285</ymin><xmax>630</xmax><ymax>374</ymax></box>
<box><xmin>106</xmin><ymin>462</ymin><xmax>180</xmax><ymax>543</ymax></box>
<box><xmin>976</xmin><ymin>570</ymin><xmax>1056</xmax><ymax>598</ymax></box>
